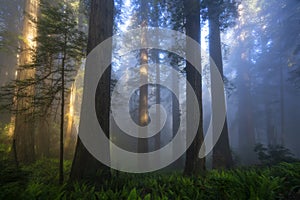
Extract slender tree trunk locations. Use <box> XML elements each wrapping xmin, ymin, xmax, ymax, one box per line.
<box><xmin>13</xmin><ymin>0</ymin><xmax>38</xmax><ymax>164</ymax></box>
<box><xmin>279</xmin><ymin>56</ymin><xmax>285</xmax><ymax>145</ymax></box>
<box><xmin>64</xmin><ymin>84</ymin><xmax>77</xmax><ymax>159</ymax></box>
<box><xmin>208</xmin><ymin>3</ymin><xmax>233</xmax><ymax>169</ymax></box>
<box><xmin>266</xmin><ymin>104</ymin><xmax>276</xmax><ymax>146</ymax></box>
<box><xmin>155</xmin><ymin>59</ymin><xmax>160</xmax><ymax>151</ymax></box>
<box><xmin>184</xmin><ymin>0</ymin><xmax>205</xmax><ymax>176</ymax></box>
<box><xmin>137</xmin><ymin>0</ymin><xmax>149</xmax><ymax>171</ymax></box>
<box><xmin>138</xmin><ymin>31</ymin><xmax>149</xmax><ymax>153</ymax></box>
<box><xmin>171</xmin><ymin>60</ymin><xmax>183</xmax><ymax>170</ymax></box>
<box><xmin>152</xmin><ymin>4</ymin><xmax>161</xmax><ymax>161</ymax></box>
<box><xmin>59</xmin><ymin>34</ymin><xmax>67</xmax><ymax>184</ymax></box>
<box><xmin>70</xmin><ymin>0</ymin><xmax>113</xmax><ymax>181</ymax></box>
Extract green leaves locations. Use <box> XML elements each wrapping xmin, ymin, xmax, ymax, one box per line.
<box><xmin>0</xmin><ymin>0</ymin><xmax>87</xmax><ymax>117</ymax></box>
<box><xmin>127</xmin><ymin>188</ymin><xmax>138</xmax><ymax>200</ymax></box>
<box><xmin>255</xmin><ymin>143</ymin><xmax>298</xmax><ymax>165</ymax></box>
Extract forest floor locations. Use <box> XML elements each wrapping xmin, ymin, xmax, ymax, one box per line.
<box><xmin>0</xmin><ymin>158</ymin><xmax>299</xmax><ymax>200</ymax></box>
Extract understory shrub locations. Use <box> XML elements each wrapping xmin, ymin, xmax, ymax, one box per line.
<box><xmin>0</xmin><ymin>159</ymin><xmax>299</xmax><ymax>200</ymax></box>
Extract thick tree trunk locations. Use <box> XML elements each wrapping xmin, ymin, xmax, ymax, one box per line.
<box><xmin>237</xmin><ymin>59</ymin><xmax>256</xmax><ymax>165</ymax></box>
<box><xmin>36</xmin><ymin>117</ymin><xmax>50</xmax><ymax>158</ymax></box>
<box><xmin>13</xmin><ymin>0</ymin><xmax>38</xmax><ymax>164</ymax></box>
<box><xmin>208</xmin><ymin>3</ymin><xmax>233</xmax><ymax>169</ymax></box>
<box><xmin>184</xmin><ymin>0</ymin><xmax>205</xmax><ymax>176</ymax></box>
<box><xmin>70</xmin><ymin>0</ymin><xmax>113</xmax><ymax>181</ymax></box>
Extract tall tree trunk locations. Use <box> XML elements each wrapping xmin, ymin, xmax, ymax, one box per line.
<box><xmin>70</xmin><ymin>0</ymin><xmax>113</xmax><ymax>181</ymax></box>
<box><xmin>279</xmin><ymin>57</ymin><xmax>285</xmax><ymax>145</ymax></box>
<box><xmin>0</xmin><ymin>0</ymin><xmax>20</xmax><ymax>126</ymax></box>
<box><xmin>138</xmin><ymin>27</ymin><xmax>149</xmax><ymax>153</ymax></box>
<box><xmin>208</xmin><ymin>2</ymin><xmax>233</xmax><ymax>169</ymax></box>
<box><xmin>64</xmin><ymin>84</ymin><xmax>77</xmax><ymax>159</ymax></box>
<box><xmin>184</xmin><ymin>0</ymin><xmax>205</xmax><ymax>176</ymax></box>
<box><xmin>137</xmin><ymin>0</ymin><xmax>149</xmax><ymax>172</ymax></box>
<box><xmin>59</xmin><ymin>33</ymin><xmax>67</xmax><ymax>184</ymax></box>
<box><xmin>155</xmin><ymin>57</ymin><xmax>160</xmax><ymax>152</ymax></box>
<box><xmin>36</xmin><ymin>117</ymin><xmax>50</xmax><ymax>158</ymax></box>
<box><xmin>64</xmin><ymin>0</ymin><xmax>86</xmax><ymax>159</ymax></box>
<box><xmin>152</xmin><ymin>3</ymin><xmax>161</xmax><ymax>163</ymax></box>
<box><xmin>13</xmin><ymin>0</ymin><xmax>38</xmax><ymax>164</ymax></box>
<box><xmin>171</xmin><ymin>60</ymin><xmax>183</xmax><ymax>170</ymax></box>
<box><xmin>266</xmin><ymin>104</ymin><xmax>276</xmax><ymax>146</ymax></box>
<box><xmin>237</xmin><ymin>59</ymin><xmax>256</xmax><ymax>164</ymax></box>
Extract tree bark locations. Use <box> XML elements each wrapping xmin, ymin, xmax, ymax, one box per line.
<box><xmin>59</xmin><ymin>32</ymin><xmax>67</xmax><ymax>185</ymax></box>
<box><xmin>237</xmin><ymin>58</ymin><xmax>256</xmax><ymax>165</ymax></box>
<box><xmin>137</xmin><ymin>0</ymin><xmax>149</xmax><ymax>155</ymax></box>
<box><xmin>70</xmin><ymin>0</ymin><xmax>113</xmax><ymax>181</ymax></box>
<box><xmin>64</xmin><ymin>85</ymin><xmax>77</xmax><ymax>159</ymax></box>
<box><xmin>13</xmin><ymin>0</ymin><xmax>38</xmax><ymax>164</ymax></box>
<box><xmin>184</xmin><ymin>0</ymin><xmax>205</xmax><ymax>176</ymax></box>
<box><xmin>0</xmin><ymin>0</ymin><xmax>20</xmax><ymax>125</ymax></box>
<box><xmin>208</xmin><ymin>2</ymin><xmax>233</xmax><ymax>169</ymax></box>
<box><xmin>36</xmin><ymin>117</ymin><xmax>50</xmax><ymax>158</ymax></box>
<box><xmin>171</xmin><ymin>59</ymin><xmax>184</xmax><ymax>170</ymax></box>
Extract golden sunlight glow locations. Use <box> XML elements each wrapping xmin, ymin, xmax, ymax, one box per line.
<box><xmin>141</xmin><ymin>51</ymin><xmax>148</xmax><ymax>61</ymax></box>
<box><xmin>25</xmin><ymin>0</ymin><xmax>38</xmax><ymax>53</ymax></box>
<box><xmin>70</xmin><ymin>1</ymin><xmax>79</xmax><ymax>10</ymax></box>
<box><xmin>140</xmin><ymin>65</ymin><xmax>148</xmax><ymax>75</ymax></box>
<box><xmin>69</xmin><ymin>85</ymin><xmax>75</xmax><ymax>118</ymax></box>
<box><xmin>11</xmin><ymin>0</ymin><xmax>38</xmax><ymax>137</ymax></box>
<box><xmin>142</xmin><ymin>96</ymin><xmax>147</xmax><ymax>104</ymax></box>
<box><xmin>140</xmin><ymin>113</ymin><xmax>148</xmax><ymax>124</ymax></box>
<box><xmin>66</xmin><ymin>84</ymin><xmax>76</xmax><ymax>149</ymax></box>
<box><xmin>27</xmin><ymin>32</ymin><xmax>36</xmax><ymax>48</ymax></box>
<box><xmin>8</xmin><ymin>118</ymin><xmax>15</xmax><ymax>137</ymax></box>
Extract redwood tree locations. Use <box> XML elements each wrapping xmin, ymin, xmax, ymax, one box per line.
<box><xmin>70</xmin><ymin>0</ymin><xmax>114</xmax><ymax>181</ymax></box>
<box><xmin>184</xmin><ymin>0</ymin><xmax>206</xmax><ymax>176</ymax></box>
<box><xmin>207</xmin><ymin>0</ymin><xmax>235</xmax><ymax>169</ymax></box>
<box><xmin>13</xmin><ymin>0</ymin><xmax>38</xmax><ymax>164</ymax></box>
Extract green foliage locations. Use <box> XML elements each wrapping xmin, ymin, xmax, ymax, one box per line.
<box><xmin>268</xmin><ymin>162</ymin><xmax>300</xmax><ymax>198</ymax></box>
<box><xmin>0</xmin><ymin>0</ymin><xmax>87</xmax><ymax>116</ymax></box>
<box><xmin>234</xmin><ymin>169</ymin><xmax>282</xmax><ymax>200</ymax></box>
<box><xmin>22</xmin><ymin>158</ymin><xmax>72</xmax><ymax>184</ymax></box>
<box><xmin>254</xmin><ymin>143</ymin><xmax>298</xmax><ymax>165</ymax></box>
<box><xmin>0</xmin><ymin>159</ymin><xmax>299</xmax><ymax>199</ymax></box>
<box><xmin>67</xmin><ymin>182</ymin><xmax>98</xmax><ymax>200</ymax></box>
<box><xmin>0</xmin><ymin>123</ymin><xmax>12</xmax><ymax>160</ymax></box>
